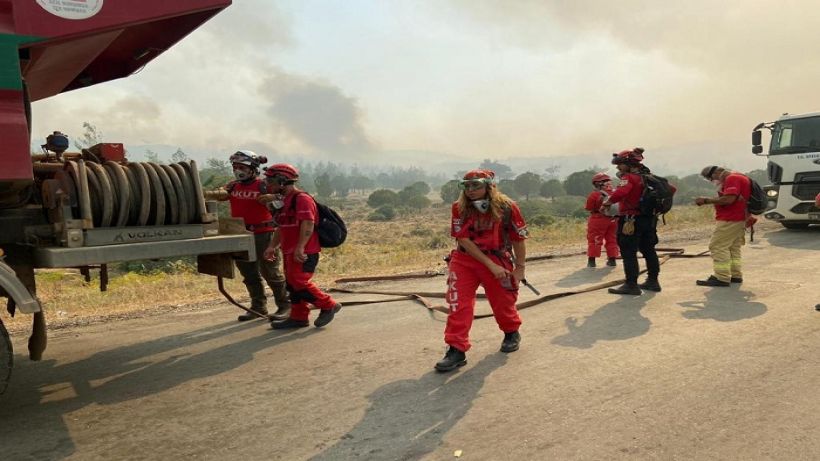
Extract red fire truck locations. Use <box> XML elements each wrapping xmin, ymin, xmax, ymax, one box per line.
<box><xmin>0</xmin><ymin>0</ymin><xmax>254</xmax><ymax>393</ymax></box>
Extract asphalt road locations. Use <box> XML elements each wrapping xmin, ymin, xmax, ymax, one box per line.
<box><xmin>1</xmin><ymin>226</ymin><xmax>819</xmax><ymax>460</ymax></box>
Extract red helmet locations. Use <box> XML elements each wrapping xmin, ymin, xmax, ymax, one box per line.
<box><xmin>611</xmin><ymin>147</ymin><xmax>645</xmax><ymax>165</ymax></box>
<box><xmin>264</xmin><ymin>163</ymin><xmax>299</xmax><ymax>180</ymax></box>
<box><xmin>463</xmin><ymin>169</ymin><xmax>495</xmax><ymax>180</ymax></box>
<box><xmin>592</xmin><ymin>172</ymin><xmax>611</xmax><ymax>184</ymax></box>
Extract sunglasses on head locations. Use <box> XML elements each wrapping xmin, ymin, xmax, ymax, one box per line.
<box><xmin>459</xmin><ymin>179</ymin><xmax>488</xmax><ymax>191</ymax></box>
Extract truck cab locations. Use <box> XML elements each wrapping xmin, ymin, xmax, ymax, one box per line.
<box><xmin>752</xmin><ymin>112</ymin><xmax>820</xmax><ymax>229</ymax></box>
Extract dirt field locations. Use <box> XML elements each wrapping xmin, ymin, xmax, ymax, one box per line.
<box><xmin>1</xmin><ymin>225</ymin><xmax>819</xmax><ymax>460</ymax></box>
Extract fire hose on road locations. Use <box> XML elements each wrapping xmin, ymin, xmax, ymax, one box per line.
<box><xmin>212</xmin><ymin>233</ymin><xmax>712</xmax><ymax>321</ymax></box>
<box><xmin>327</xmin><ymin>248</ymin><xmax>710</xmax><ymax>320</ymax></box>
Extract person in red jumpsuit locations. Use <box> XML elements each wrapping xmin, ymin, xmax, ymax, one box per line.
<box><xmin>262</xmin><ymin>163</ymin><xmax>342</xmax><ymax>329</ymax></box>
<box><xmin>584</xmin><ymin>172</ymin><xmax>619</xmax><ymax>268</ymax></box>
<box><xmin>221</xmin><ymin>151</ymin><xmax>290</xmax><ymax>321</ymax></box>
<box><xmin>435</xmin><ymin>169</ymin><xmax>528</xmax><ymax>372</ymax></box>
<box><xmin>600</xmin><ymin>148</ymin><xmax>663</xmax><ymax>295</ymax></box>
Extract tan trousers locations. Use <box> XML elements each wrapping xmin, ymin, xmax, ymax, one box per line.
<box><xmin>708</xmin><ymin>220</ymin><xmax>746</xmax><ymax>282</ymax></box>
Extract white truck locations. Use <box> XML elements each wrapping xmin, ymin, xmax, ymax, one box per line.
<box><xmin>752</xmin><ymin>112</ymin><xmax>820</xmax><ymax>229</ymax></box>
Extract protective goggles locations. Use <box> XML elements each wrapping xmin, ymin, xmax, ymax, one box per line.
<box><xmin>458</xmin><ymin>179</ymin><xmax>490</xmax><ymax>191</ymax></box>
<box><xmin>265</xmin><ymin>174</ymin><xmax>289</xmax><ymax>185</ymax></box>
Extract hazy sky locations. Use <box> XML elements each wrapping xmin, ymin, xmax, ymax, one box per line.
<box><xmin>30</xmin><ymin>0</ymin><xmax>820</xmax><ymax>172</ymax></box>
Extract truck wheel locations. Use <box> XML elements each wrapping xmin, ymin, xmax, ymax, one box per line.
<box><xmin>0</xmin><ymin>320</ymin><xmax>11</xmax><ymax>395</ymax></box>
<box><xmin>781</xmin><ymin>222</ymin><xmax>809</xmax><ymax>230</ymax></box>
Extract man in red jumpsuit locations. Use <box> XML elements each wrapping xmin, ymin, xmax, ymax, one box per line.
<box><xmin>222</xmin><ymin>151</ymin><xmax>290</xmax><ymax>321</ymax></box>
<box><xmin>435</xmin><ymin>169</ymin><xmax>528</xmax><ymax>372</ymax></box>
<box><xmin>601</xmin><ymin>148</ymin><xmax>663</xmax><ymax>295</ymax></box>
<box><xmin>262</xmin><ymin>163</ymin><xmax>342</xmax><ymax>329</ymax></box>
<box><xmin>585</xmin><ymin>172</ymin><xmax>619</xmax><ymax>268</ymax></box>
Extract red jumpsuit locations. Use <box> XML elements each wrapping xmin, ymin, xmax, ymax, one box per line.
<box><xmin>275</xmin><ymin>191</ymin><xmax>338</xmax><ymax>321</ymax></box>
<box><xmin>445</xmin><ymin>202</ymin><xmax>528</xmax><ymax>352</ymax></box>
<box><xmin>584</xmin><ymin>188</ymin><xmax>619</xmax><ymax>259</ymax></box>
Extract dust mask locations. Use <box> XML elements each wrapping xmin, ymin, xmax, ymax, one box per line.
<box><xmin>234</xmin><ymin>170</ymin><xmax>252</xmax><ymax>182</ymax></box>
<box><xmin>472</xmin><ymin>199</ymin><xmax>490</xmax><ymax>213</ymax></box>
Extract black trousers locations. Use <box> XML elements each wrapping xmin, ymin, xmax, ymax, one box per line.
<box><xmin>616</xmin><ymin>215</ymin><xmax>660</xmax><ymax>285</ymax></box>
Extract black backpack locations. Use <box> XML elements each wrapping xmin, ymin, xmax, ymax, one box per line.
<box><xmin>746</xmin><ymin>177</ymin><xmax>767</xmax><ymax>215</ymax></box>
<box><xmin>639</xmin><ymin>174</ymin><xmax>675</xmax><ymax>218</ymax></box>
<box><xmin>291</xmin><ymin>192</ymin><xmax>347</xmax><ymax>248</ymax></box>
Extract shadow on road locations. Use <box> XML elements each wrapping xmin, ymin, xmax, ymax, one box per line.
<box><xmin>311</xmin><ymin>353</ymin><xmax>507</xmax><ymax>461</ymax></box>
<box><xmin>550</xmin><ymin>293</ymin><xmax>655</xmax><ymax>349</ymax></box>
<box><xmin>678</xmin><ymin>287</ymin><xmax>767</xmax><ymax>322</ymax></box>
<box><xmin>0</xmin><ymin>319</ymin><xmax>317</xmax><ymax>460</ymax></box>
<box><xmin>763</xmin><ymin>227</ymin><xmax>820</xmax><ymax>250</ymax></box>
<box><xmin>555</xmin><ymin>265</ymin><xmax>614</xmax><ymax>288</ymax></box>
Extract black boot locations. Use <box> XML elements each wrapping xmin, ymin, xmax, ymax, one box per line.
<box><xmin>608</xmin><ymin>283</ymin><xmax>642</xmax><ymax>295</ymax></box>
<box><xmin>639</xmin><ymin>277</ymin><xmax>661</xmax><ymax>292</ymax></box>
<box><xmin>270</xmin><ymin>317</ymin><xmax>309</xmax><ymax>329</ymax></box>
<box><xmin>587</xmin><ymin>257</ymin><xmax>596</xmax><ymax>268</ymax></box>
<box><xmin>238</xmin><ymin>306</ymin><xmax>268</xmax><ymax>322</ymax></box>
<box><xmin>696</xmin><ymin>275</ymin><xmax>730</xmax><ymax>287</ymax></box>
<box><xmin>606</xmin><ymin>257</ymin><xmax>617</xmax><ymax>267</ymax></box>
<box><xmin>270</xmin><ymin>303</ymin><xmax>291</xmax><ymax>321</ymax></box>
<box><xmin>500</xmin><ymin>331</ymin><xmax>521</xmax><ymax>353</ymax></box>
<box><xmin>435</xmin><ymin>346</ymin><xmax>467</xmax><ymax>372</ymax></box>
<box><xmin>314</xmin><ymin>303</ymin><xmax>342</xmax><ymax>328</ymax></box>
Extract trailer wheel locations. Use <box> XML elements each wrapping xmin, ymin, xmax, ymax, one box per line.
<box><xmin>781</xmin><ymin>222</ymin><xmax>809</xmax><ymax>230</ymax></box>
<box><xmin>0</xmin><ymin>320</ymin><xmax>12</xmax><ymax>395</ymax></box>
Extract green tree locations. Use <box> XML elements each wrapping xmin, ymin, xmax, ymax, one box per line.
<box><xmin>479</xmin><ymin>159</ymin><xmax>514</xmax><ymax>179</ymax></box>
<box><xmin>314</xmin><ymin>173</ymin><xmax>333</xmax><ymax>198</ymax></box>
<box><xmin>405</xmin><ymin>194</ymin><xmax>431</xmax><ymax>210</ymax></box>
<box><xmin>547</xmin><ymin>196</ymin><xmax>586</xmax><ymax>217</ymax></box>
<box><xmin>539</xmin><ymin>179</ymin><xmax>565</xmax><ymax>200</ymax></box>
<box><xmin>563</xmin><ymin>169</ymin><xmax>597</xmax><ymax>196</ymax></box>
<box><xmin>397</xmin><ymin>183</ymin><xmax>427</xmax><ymax>203</ymax></box>
<box><xmin>513</xmin><ymin>171</ymin><xmax>542</xmax><ymax>200</ymax></box>
<box><xmin>350</xmin><ymin>175</ymin><xmax>376</xmax><ymax>194</ymax></box>
<box><xmin>498</xmin><ymin>179</ymin><xmax>521</xmax><ymax>198</ymax></box>
<box><xmin>330</xmin><ymin>174</ymin><xmax>351</xmax><ymax>198</ymax></box>
<box><xmin>171</xmin><ymin>148</ymin><xmax>188</xmax><ymax>163</ymax></box>
<box><xmin>367</xmin><ymin>189</ymin><xmax>399</xmax><ymax>208</ymax></box>
<box><xmin>206</xmin><ymin>157</ymin><xmax>230</xmax><ymax>173</ymax></box>
<box><xmin>368</xmin><ymin>205</ymin><xmax>396</xmax><ymax>221</ymax></box>
<box><xmin>543</xmin><ymin>163</ymin><xmax>562</xmax><ymax>180</ymax></box>
<box><xmin>201</xmin><ymin>157</ymin><xmax>232</xmax><ymax>188</ymax></box>
<box><xmin>407</xmin><ymin>181</ymin><xmax>431</xmax><ymax>196</ymax></box>
<box><xmin>73</xmin><ymin>122</ymin><xmax>102</xmax><ymax>150</ymax></box>
<box><xmin>440</xmin><ymin>180</ymin><xmax>461</xmax><ymax>203</ymax></box>
<box><xmin>145</xmin><ymin>149</ymin><xmax>164</xmax><ymax>164</ymax></box>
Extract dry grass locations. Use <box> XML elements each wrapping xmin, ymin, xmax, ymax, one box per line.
<box><xmin>4</xmin><ymin>200</ymin><xmax>716</xmax><ymax>332</ymax></box>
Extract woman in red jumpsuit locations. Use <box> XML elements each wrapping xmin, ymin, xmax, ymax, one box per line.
<box><xmin>584</xmin><ymin>172</ymin><xmax>620</xmax><ymax>268</ymax></box>
<box><xmin>435</xmin><ymin>169</ymin><xmax>529</xmax><ymax>372</ymax></box>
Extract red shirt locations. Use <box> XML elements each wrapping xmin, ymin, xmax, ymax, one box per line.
<box><xmin>585</xmin><ymin>190</ymin><xmax>604</xmax><ymax>213</ymax></box>
<box><xmin>585</xmin><ymin>186</ymin><xmax>616</xmax><ymax>215</ymax></box>
<box><xmin>715</xmin><ymin>172</ymin><xmax>751</xmax><ymax>222</ymax></box>
<box><xmin>450</xmin><ymin>202</ymin><xmax>528</xmax><ymax>252</ymax></box>
<box><xmin>815</xmin><ymin>192</ymin><xmax>820</xmax><ymax>208</ymax></box>
<box><xmin>275</xmin><ymin>191</ymin><xmax>321</xmax><ymax>255</ymax></box>
<box><xmin>228</xmin><ymin>179</ymin><xmax>273</xmax><ymax>234</ymax></box>
<box><xmin>607</xmin><ymin>173</ymin><xmax>643</xmax><ymax>215</ymax></box>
